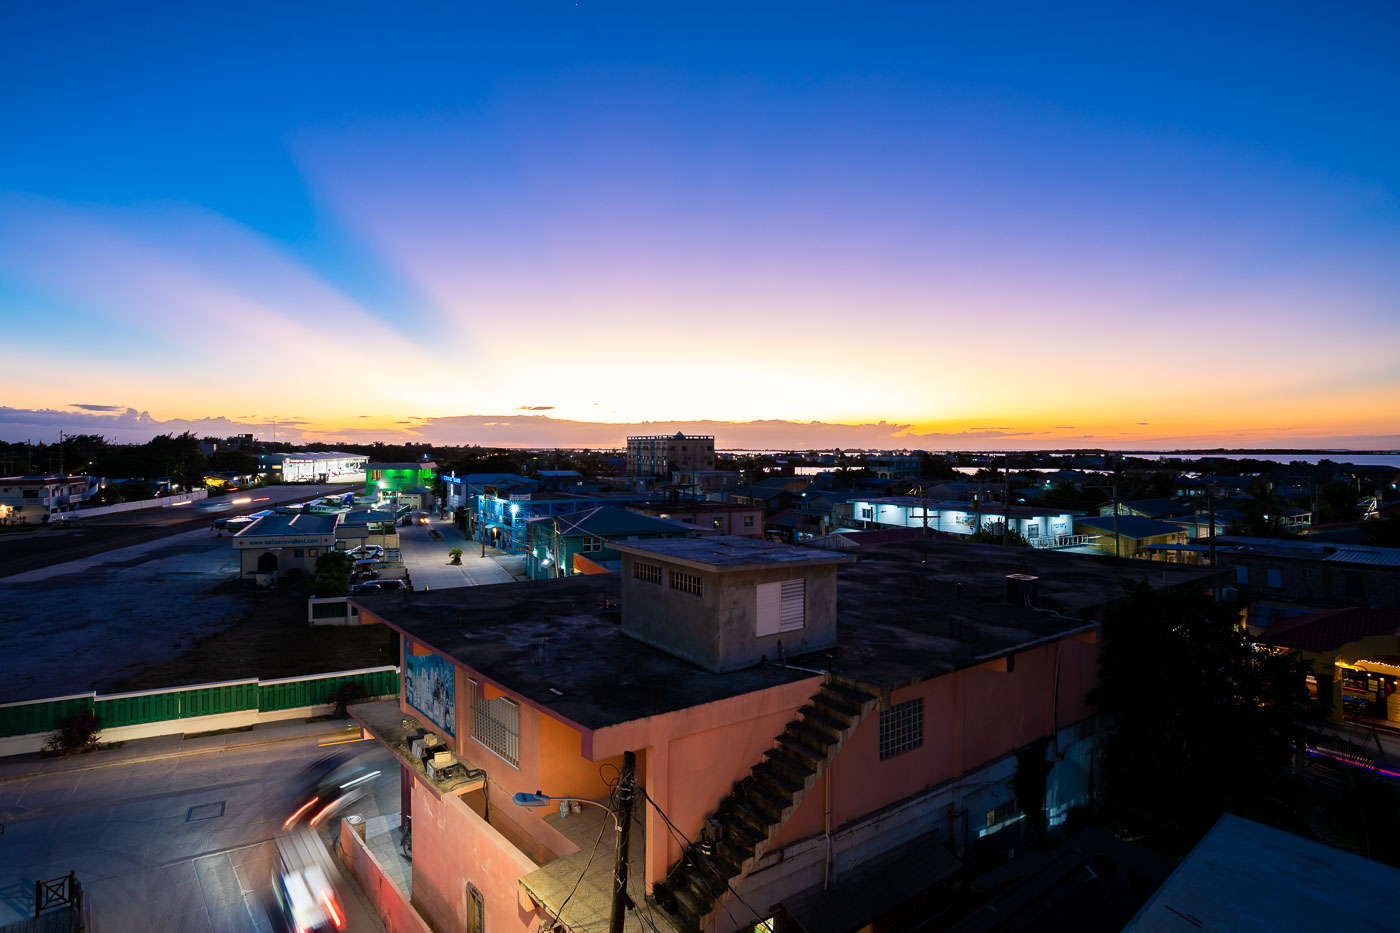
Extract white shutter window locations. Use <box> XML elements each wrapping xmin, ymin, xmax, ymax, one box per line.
<box><xmin>757</xmin><ymin>579</ymin><xmax>805</xmax><ymax>636</ymax></box>
<box><xmin>778</xmin><ymin>579</ymin><xmax>805</xmax><ymax>632</ymax></box>
<box><xmin>756</xmin><ymin>582</ymin><xmax>781</xmax><ymax>637</ymax></box>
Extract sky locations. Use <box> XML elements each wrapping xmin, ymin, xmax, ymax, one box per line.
<box><xmin>1</xmin><ymin>2</ymin><xmax>1397</xmax><ymax>450</ymax></box>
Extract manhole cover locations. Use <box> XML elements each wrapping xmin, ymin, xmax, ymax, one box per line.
<box><xmin>186</xmin><ymin>801</ymin><xmax>226</xmax><ymax>822</ymax></box>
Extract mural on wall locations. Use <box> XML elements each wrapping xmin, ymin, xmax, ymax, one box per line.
<box><xmin>405</xmin><ymin>649</ymin><xmax>455</xmax><ymax>736</ymax></box>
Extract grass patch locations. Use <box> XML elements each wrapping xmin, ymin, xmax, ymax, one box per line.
<box><xmin>429</xmin><ymin>530</ymin><xmax>444</xmax><ymax>541</ymax></box>
<box><xmin>102</xmin><ymin>586</ymin><xmax>398</xmax><ymax>693</ymax></box>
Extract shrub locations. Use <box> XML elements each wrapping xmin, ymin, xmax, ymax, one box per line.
<box><xmin>448</xmin><ymin>547</ymin><xmax>463</xmax><ymax>565</ymax></box>
<box><xmin>331</xmin><ymin>682</ymin><xmax>369</xmax><ymax>718</ymax></box>
<box><xmin>46</xmin><ymin>710</ymin><xmax>102</xmax><ymax>757</ymax></box>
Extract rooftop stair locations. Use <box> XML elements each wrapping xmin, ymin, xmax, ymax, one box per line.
<box><xmin>649</xmin><ymin>680</ymin><xmax>878</xmax><ymax>931</ymax></box>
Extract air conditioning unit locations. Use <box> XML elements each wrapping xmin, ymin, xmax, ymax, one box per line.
<box><xmin>426</xmin><ymin>751</ymin><xmax>458</xmax><ymax>780</ymax></box>
<box><xmin>410</xmin><ymin>734</ymin><xmax>442</xmax><ymax>758</ymax></box>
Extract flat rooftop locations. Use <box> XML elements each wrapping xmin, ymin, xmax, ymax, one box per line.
<box><xmin>355</xmin><ymin>538</ymin><xmax>1219</xmax><ymax>729</ymax></box>
<box><xmin>611</xmin><ymin>535</ymin><xmax>854</xmax><ymax>571</ymax></box>
<box><xmin>234</xmin><ymin>513</ymin><xmax>339</xmax><ymax>537</ymax></box>
<box><xmin>1123</xmin><ymin>814</ymin><xmax>1400</xmax><ymax>931</ymax></box>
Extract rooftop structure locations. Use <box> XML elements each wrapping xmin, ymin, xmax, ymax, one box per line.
<box><xmin>1123</xmin><ymin>814</ymin><xmax>1400</xmax><ymax>932</ymax></box>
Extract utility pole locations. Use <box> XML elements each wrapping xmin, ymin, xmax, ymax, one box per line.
<box><xmin>58</xmin><ymin>431</ymin><xmax>64</xmax><ymax>476</ymax></box>
<box><xmin>1001</xmin><ymin>453</ymin><xmax>1010</xmax><ymax>546</ymax></box>
<box><xmin>609</xmin><ymin>750</ymin><xmax>637</xmax><ymax>933</ymax></box>
<box><xmin>1207</xmin><ymin>489</ymin><xmax>1217</xmax><ymax>568</ymax></box>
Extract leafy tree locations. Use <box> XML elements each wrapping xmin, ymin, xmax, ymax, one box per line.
<box><xmin>1037</xmin><ymin>482</ymin><xmax>1105</xmax><ymax>511</ymax></box>
<box><xmin>1090</xmin><ymin>581</ymin><xmax>1318</xmax><ymax>854</ymax></box>
<box><xmin>1317</xmin><ymin>479</ymin><xmax>1362</xmax><ymax>524</ymax></box>
<box><xmin>1361</xmin><ymin>515</ymin><xmax>1400</xmax><ymax>548</ymax></box>
<box><xmin>312</xmin><ymin>551</ymin><xmax>354</xmax><ymax>598</ymax></box>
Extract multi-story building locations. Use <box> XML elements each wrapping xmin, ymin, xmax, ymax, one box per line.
<box><xmin>866</xmin><ymin>454</ymin><xmax>922</xmax><ymax>480</ymax></box>
<box><xmin>843</xmin><ymin>497</ymin><xmax>1080</xmax><ymax>546</ymax></box>
<box><xmin>344</xmin><ymin>536</ymin><xmax>1216</xmax><ymax>933</ymax></box>
<box><xmin>0</xmin><ymin>475</ymin><xmax>101</xmax><ymax>524</ymax></box>
<box><xmin>627</xmin><ymin>432</ymin><xmax>715</xmax><ymax>478</ymax></box>
<box><xmin>632</xmin><ymin>501</ymin><xmax>765</xmax><ymax>537</ymax></box>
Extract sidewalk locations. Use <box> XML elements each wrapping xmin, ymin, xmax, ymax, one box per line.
<box><xmin>0</xmin><ymin>715</ymin><xmax>360</xmax><ymax>783</ymax></box>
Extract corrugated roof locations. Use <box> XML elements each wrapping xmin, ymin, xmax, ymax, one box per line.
<box><xmin>1074</xmin><ymin>515</ymin><xmax>1184</xmax><ymax>538</ymax></box>
<box><xmin>1264</xmin><ymin>607</ymin><xmax>1400</xmax><ymax>652</ymax></box>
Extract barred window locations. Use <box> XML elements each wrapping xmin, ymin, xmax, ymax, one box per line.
<box><xmin>633</xmin><ymin>562</ymin><xmax>662</xmax><ymax>585</ymax></box>
<box><xmin>471</xmin><ymin>682</ymin><xmax>520</xmax><ymax>767</ymax></box>
<box><xmin>670</xmin><ymin>570</ymin><xmax>703</xmax><ymax>596</ymax></box>
<box><xmin>878</xmin><ymin>698</ymin><xmax>923</xmax><ymax>761</ymax></box>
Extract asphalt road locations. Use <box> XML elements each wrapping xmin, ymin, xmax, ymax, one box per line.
<box><xmin>0</xmin><ymin>734</ymin><xmax>396</xmax><ymax>933</ymax></box>
<box><xmin>0</xmin><ymin>485</ymin><xmax>356</xmax><ymax>580</ymax></box>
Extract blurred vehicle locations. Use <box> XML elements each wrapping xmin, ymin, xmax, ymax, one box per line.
<box><xmin>350</xmin><ymin>580</ymin><xmax>407</xmax><ymax>594</ymax></box>
<box><xmin>269</xmin><ymin>826</ymin><xmax>347</xmax><ymax>932</ymax></box>
<box><xmin>284</xmin><ymin>753</ymin><xmax>382</xmax><ymax>831</ymax></box>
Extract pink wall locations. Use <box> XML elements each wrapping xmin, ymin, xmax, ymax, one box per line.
<box><xmin>777</xmin><ymin>637</ymin><xmax>1100</xmax><ymax>847</ymax></box>
<box><xmin>409</xmin><ymin>777</ymin><xmax>542</xmax><ymax>933</ymax></box>
<box><xmin>339</xmin><ymin>818</ymin><xmax>434</xmax><ymax>933</ymax></box>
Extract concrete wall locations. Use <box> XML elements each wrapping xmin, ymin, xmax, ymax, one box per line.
<box><xmin>60</xmin><ymin>489</ymin><xmax>208</xmax><ymax>519</ymax></box>
<box><xmin>408</xmin><ymin>777</ymin><xmax>543</xmax><ymax>933</ymax></box>
<box><xmin>620</xmin><ymin>555</ymin><xmax>838</xmax><ymax>672</ymax></box>
<box><xmin>717</xmin><ymin>716</ymin><xmax>1102</xmax><ymax>933</ymax></box>
<box><xmin>770</xmin><ymin>635</ymin><xmax>1100</xmax><ymax>850</ymax></box>
<box><xmin>339</xmin><ymin>818</ymin><xmax>435</xmax><ymax>933</ymax></box>
<box><xmin>0</xmin><ymin>702</ymin><xmax>341</xmax><ymax>757</ymax></box>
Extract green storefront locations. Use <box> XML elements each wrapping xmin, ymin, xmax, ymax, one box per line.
<box><xmin>366</xmin><ymin>461</ymin><xmax>437</xmax><ymax>497</ymax></box>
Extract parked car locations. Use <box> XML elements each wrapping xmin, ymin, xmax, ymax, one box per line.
<box><xmin>350</xmin><ymin>579</ymin><xmax>408</xmax><ymax>594</ymax></box>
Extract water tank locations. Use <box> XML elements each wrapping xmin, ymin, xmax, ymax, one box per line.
<box><xmin>1005</xmin><ymin>573</ymin><xmax>1039</xmax><ymax>606</ymax></box>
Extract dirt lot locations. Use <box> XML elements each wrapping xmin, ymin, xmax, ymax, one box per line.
<box><xmin>104</xmin><ymin>584</ymin><xmax>397</xmax><ymax>692</ymax></box>
<box><xmin>0</xmin><ymin>522</ymin><xmax>395</xmax><ymax>702</ymax></box>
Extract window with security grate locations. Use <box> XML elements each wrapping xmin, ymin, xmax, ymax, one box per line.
<box><xmin>633</xmin><ymin>562</ymin><xmax>662</xmax><ymax>585</ymax></box>
<box><xmin>878</xmin><ymin>697</ymin><xmax>923</xmax><ymax>761</ymax></box>
<box><xmin>471</xmin><ymin>682</ymin><xmax>519</xmax><ymax>767</ymax></box>
<box><xmin>670</xmin><ymin>570</ymin><xmax>703</xmax><ymax>596</ymax></box>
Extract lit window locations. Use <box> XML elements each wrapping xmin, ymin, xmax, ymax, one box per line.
<box><xmin>744</xmin><ymin>515</ymin><xmax>754</xmax><ymax>527</ymax></box>
<box><xmin>670</xmin><ymin>571</ymin><xmax>703</xmax><ymax>596</ymax></box>
<box><xmin>878</xmin><ymin>698</ymin><xmax>923</xmax><ymax>761</ymax></box>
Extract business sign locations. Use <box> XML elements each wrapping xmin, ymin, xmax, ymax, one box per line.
<box><xmin>233</xmin><ymin>535</ymin><xmax>334</xmax><ymax>548</ymax></box>
<box><xmin>405</xmin><ymin>650</ymin><xmax>455</xmax><ymax>736</ymax></box>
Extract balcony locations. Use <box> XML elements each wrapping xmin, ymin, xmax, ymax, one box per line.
<box><xmin>348</xmin><ymin>699</ymin><xmax>486</xmax><ymax>797</ymax></box>
<box><xmin>519</xmin><ymin>802</ymin><xmax>682</xmax><ymax>933</ymax></box>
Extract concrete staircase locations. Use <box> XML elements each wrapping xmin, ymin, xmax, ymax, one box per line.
<box><xmin>650</xmin><ymin>680</ymin><xmax>878</xmax><ymax>930</ymax></box>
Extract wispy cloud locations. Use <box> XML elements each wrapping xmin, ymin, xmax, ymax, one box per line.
<box><xmin>68</xmin><ymin>403</ymin><xmax>124</xmax><ymax>412</ymax></box>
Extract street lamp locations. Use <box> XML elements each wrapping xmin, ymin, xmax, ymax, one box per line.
<box><xmin>512</xmin><ymin>750</ymin><xmax>636</xmax><ymax>933</ymax></box>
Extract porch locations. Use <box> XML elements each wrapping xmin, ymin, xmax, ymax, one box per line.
<box><xmin>520</xmin><ymin>800</ymin><xmax>683</xmax><ymax>933</ymax></box>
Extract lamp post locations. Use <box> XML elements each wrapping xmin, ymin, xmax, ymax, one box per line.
<box><xmin>512</xmin><ymin>750</ymin><xmax>636</xmax><ymax>933</ymax></box>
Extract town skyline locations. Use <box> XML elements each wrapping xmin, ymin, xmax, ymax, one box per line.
<box><xmin>3</xmin><ymin>4</ymin><xmax>1398</xmax><ymax>450</ymax></box>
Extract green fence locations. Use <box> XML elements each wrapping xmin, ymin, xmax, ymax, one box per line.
<box><xmin>0</xmin><ymin>666</ymin><xmax>399</xmax><ymax>738</ymax></box>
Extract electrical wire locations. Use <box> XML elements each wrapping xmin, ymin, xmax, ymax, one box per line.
<box><xmin>639</xmin><ymin>786</ymin><xmax>768</xmax><ymax>929</ymax></box>
<box><xmin>537</xmin><ymin>813</ymin><xmax>610</xmax><ymax>933</ymax></box>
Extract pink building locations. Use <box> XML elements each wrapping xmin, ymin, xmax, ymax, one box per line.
<box><xmin>347</xmin><ymin>536</ymin><xmax>1216</xmax><ymax>933</ymax></box>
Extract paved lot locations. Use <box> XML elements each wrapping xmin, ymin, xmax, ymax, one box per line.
<box><xmin>0</xmin><ymin>485</ymin><xmax>353</xmax><ymax>581</ymax></box>
<box><xmin>0</xmin><ymin>727</ymin><xmax>395</xmax><ymax>933</ymax></box>
<box><xmin>0</xmin><ymin>526</ymin><xmax>257</xmax><ymax>702</ymax></box>
<box><xmin>397</xmin><ymin>517</ymin><xmax>519</xmax><ymax>590</ymax></box>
